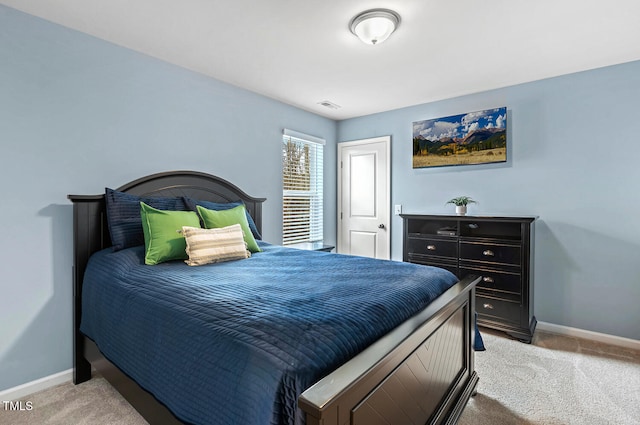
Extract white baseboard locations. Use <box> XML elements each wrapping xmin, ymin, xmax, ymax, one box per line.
<box><xmin>0</xmin><ymin>369</ymin><xmax>73</xmax><ymax>401</ymax></box>
<box><xmin>537</xmin><ymin>321</ymin><xmax>640</xmax><ymax>351</ymax></box>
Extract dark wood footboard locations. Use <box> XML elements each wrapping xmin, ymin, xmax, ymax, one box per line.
<box><xmin>299</xmin><ymin>275</ymin><xmax>479</xmax><ymax>425</ymax></box>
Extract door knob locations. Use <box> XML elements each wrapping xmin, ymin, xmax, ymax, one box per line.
<box><xmin>378</xmin><ymin>223</ymin><xmax>385</xmax><ymax>229</ymax></box>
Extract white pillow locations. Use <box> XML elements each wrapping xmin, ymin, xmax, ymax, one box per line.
<box><xmin>181</xmin><ymin>224</ymin><xmax>250</xmax><ymax>266</ymax></box>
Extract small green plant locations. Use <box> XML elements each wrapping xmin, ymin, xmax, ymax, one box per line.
<box><xmin>445</xmin><ymin>196</ymin><xmax>477</xmax><ymax>207</ymax></box>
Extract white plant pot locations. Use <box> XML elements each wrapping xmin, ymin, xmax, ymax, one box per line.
<box><xmin>456</xmin><ymin>205</ymin><xmax>467</xmax><ymax>216</ymax></box>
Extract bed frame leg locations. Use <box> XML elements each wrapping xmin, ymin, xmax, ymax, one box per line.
<box><xmin>73</xmin><ymin>261</ymin><xmax>92</xmax><ymax>385</ymax></box>
<box><xmin>74</xmin><ymin>359</ymin><xmax>91</xmax><ymax>384</ymax></box>
<box><xmin>74</xmin><ymin>336</ymin><xmax>91</xmax><ymax>384</ymax></box>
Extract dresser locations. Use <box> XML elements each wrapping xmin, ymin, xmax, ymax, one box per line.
<box><xmin>401</xmin><ymin>214</ymin><xmax>537</xmax><ymax>343</ymax></box>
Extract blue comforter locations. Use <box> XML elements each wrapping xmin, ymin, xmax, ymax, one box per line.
<box><xmin>81</xmin><ymin>242</ymin><xmax>458</xmax><ymax>425</ymax></box>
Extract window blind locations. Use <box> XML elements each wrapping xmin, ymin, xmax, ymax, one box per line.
<box><xmin>282</xmin><ymin>130</ymin><xmax>324</xmax><ymax>245</ymax></box>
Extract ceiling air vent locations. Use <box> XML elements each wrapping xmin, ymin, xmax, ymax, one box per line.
<box><xmin>318</xmin><ymin>100</ymin><xmax>341</xmax><ymax>110</ymax></box>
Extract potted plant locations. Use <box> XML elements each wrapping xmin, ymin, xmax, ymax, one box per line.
<box><xmin>446</xmin><ymin>196</ymin><xmax>476</xmax><ymax>216</ymax></box>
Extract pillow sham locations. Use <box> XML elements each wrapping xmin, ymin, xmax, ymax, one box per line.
<box><xmin>196</xmin><ymin>204</ymin><xmax>261</xmax><ymax>253</ymax></box>
<box><xmin>105</xmin><ymin>188</ymin><xmax>188</xmax><ymax>251</ymax></box>
<box><xmin>140</xmin><ymin>202</ymin><xmax>201</xmax><ymax>265</ymax></box>
<box><xmin>183</xmin><ymin>197</ymin><xmax>262</xmax><ymax>240</ymax></box>
<box><xmin>182</xmin><ymin>224</ymin><xmax>250</xmax><ymax>266</ymax></box>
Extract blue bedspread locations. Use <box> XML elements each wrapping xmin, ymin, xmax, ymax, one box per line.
<box><xmin>80</xmin><ymin>243</ymin><xmax>459</xmax><ymax>425</ymax></box>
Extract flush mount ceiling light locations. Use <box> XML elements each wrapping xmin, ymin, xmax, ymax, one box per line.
<box><xmin>349</xmin><ymin>9</ymin><xmax>400</xmax><ymax>45</ymax></box>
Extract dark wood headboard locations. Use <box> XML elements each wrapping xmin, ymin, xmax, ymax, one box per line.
<box><xmin>67</xmin><ymin>170</ymin><xmax>266</xmax><ymax>383</ymax></box>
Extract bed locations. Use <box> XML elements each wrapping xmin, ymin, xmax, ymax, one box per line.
<box><xmin>69</xmin><ymin>170</ymin><xmax>480</xmax><ymax>425</ymax></box>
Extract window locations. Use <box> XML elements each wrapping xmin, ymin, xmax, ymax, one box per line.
<box><xmin>282</xmin><ymin>129</ymin><xmax>324</xmax><ymax>245</ymax></box>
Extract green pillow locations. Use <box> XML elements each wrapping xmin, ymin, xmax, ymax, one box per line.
<box><xmin>140</xmin><ymin>202</ymin><xmax>201</xmax><ymax>265</ymax></box>
<box><xmin>196</xmin><ymin>204</ymin><xmax>261</xmax><ymax>253</ymax></box>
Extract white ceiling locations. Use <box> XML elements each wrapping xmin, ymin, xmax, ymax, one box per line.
<box><xmin>3</xmin><ymin>0</ymin><xmax>640</xmax><ymax>120</ymax></box>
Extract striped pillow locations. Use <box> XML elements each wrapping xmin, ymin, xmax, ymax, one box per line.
<box><xmin>182</xmin><ymin>224</ymin><xmax>250</xmax><ymax>266</ymax></box>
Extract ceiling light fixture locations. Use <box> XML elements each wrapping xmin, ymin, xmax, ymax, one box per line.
<box><xmin>349</xmin><ymin>9</ymin><xmax>400</xmax><ymax>45</ymax></box>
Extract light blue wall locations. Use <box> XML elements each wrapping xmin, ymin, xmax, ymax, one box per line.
<box><xmin>338</xmin><ymin>60</ymin><xmax>640</xmax><ymax>341</ymax></box>
<box><xmin>0</xmin><ymin>6</ymin><xmax>336</xmax><ymax>391</ymax></box>
<box><xmin>3</xmin><ymin>2</ymin><xmax>639</xmax><ymax>395</ymax></box>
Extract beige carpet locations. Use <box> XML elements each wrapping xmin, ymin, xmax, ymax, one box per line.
<box><xmin>1</xmin><ymin>330</ymin><xmax>638</xmax><ymax>424</ymax></box>
<box><xmin>459</xmin><ymin>330</ymin><xmax>640</xmax><ymax>425</ymax></box>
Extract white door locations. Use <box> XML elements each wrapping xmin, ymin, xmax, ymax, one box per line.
<box><xmin>337</xmin><ymin>136</ymin><xmax>390</xmax><ymax>259</ymax></box>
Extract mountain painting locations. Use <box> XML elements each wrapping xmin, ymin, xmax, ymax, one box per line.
<box><xmin>413</xmin><ymin>107</ymin><xmax>507</xmax><ymax>168</ymax></box>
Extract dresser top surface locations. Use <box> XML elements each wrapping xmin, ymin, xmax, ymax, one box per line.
<box><xmin>400</xmin><ymin>214</ymin><xmax>537</xmax><ymax>223</ymax></box>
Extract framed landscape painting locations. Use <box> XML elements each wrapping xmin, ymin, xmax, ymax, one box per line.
<box><xmin>413</xmin><ymin>107</ymin><xmax>507</xmax><ymax>168</ymax></box>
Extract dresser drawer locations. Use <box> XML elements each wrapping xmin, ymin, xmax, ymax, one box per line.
<box><xmin>460</xmin><ymin>241</ymin><xmax>520</xmax><ymax>266</ymax></box>
<box><xmin>477</xmin><ymin>296</ymin><xmax>521</xmax><ymax>325</ymax></box>
<box><xmin>408</xmin><ymin>256</ymin><xmax>459</xmax><ymax>277</ymax></box>
<box><xmin>407</xmin><ymin>237</ymin><xmax>457</xmax><ymax>259</ymax></box>
<box><xmin>460</xmin><ymin>267</ymin><xmax>521</xmax><ymax>297</ymax></box>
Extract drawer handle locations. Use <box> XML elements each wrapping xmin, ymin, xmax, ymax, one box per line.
<box><xmin>426</xmin><ymin>245</ymin><xmax>436</xmax><ymax>251</ymax></box>
<box><xmin>483</xmin><ymin>303</ymin><xmax>494</xmax><ymax>310</ymax></box>
<box><xmin>482</xmin><ymin>276</ymin><xmax>494</xmax><ymax>283</ymax></box>
<box><xmin>482</xmin><ymin>250</ymin><xmax>495</xmax><ymax>256</ymax></box>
